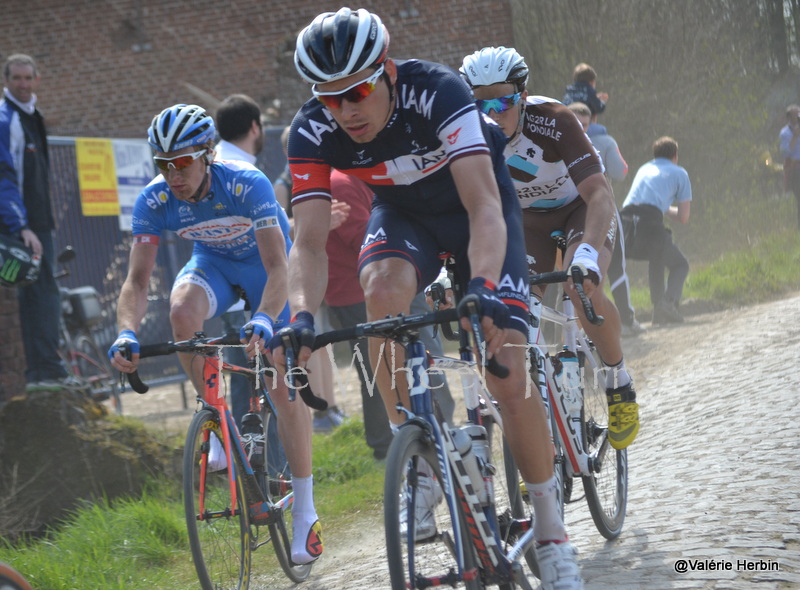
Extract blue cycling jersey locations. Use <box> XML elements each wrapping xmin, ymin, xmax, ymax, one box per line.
<box><xmin>131</xmin><ymin>159</ymin><xmax>291</xmax><ymax>260</ymax></box>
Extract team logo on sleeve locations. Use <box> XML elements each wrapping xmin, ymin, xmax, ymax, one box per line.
<box><xmin>146</xmin><ymin>190</ymin><xmax>169</xmax><ymax>209</ymax></box>
<box><xmin>255</xmin><ymin>217</ymin><xmax>279</xmax><ymax>229</ymax></box>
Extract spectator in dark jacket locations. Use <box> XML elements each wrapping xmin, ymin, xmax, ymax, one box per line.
<box><xmin>563</xmin><ymin>63</ymin><xmax>608</xmax><ymax>119</ymax></box>
<box><xmin>1</xmin><ymin>54</ymin><xmax>77</xmax><ymax>392</ymax></box>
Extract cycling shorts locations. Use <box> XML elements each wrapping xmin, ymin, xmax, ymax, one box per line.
<box><xmin>357</xmin><ymin>202</ymin><xmax>530</xmax><ymax>335</ymax></box>
<box><xmin>522</xmin><ymin>197</ymin><xmax>616</xmax><ymax>279</ymax></box>
<box><xmin>173</xmin><ymin>251</ymin><xmax>290</xmax><ymax>326</ymax></box>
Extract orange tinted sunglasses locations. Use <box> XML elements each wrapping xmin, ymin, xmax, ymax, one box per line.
<box><xmin>312</xmin><ymin>65</ymin><xmax>385</xmax><ymax>110</ymax></box>
<box><xmin>154</xmin><ymin>149</ymin><xmax>206</xmax><ymax>173</ymax></box>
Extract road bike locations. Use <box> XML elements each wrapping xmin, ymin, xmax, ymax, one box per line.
<box><xmin>55</xmin><ymin>246</ymin><xmax>122</xmax><ymax>413</ymax></box>
<box><xmin>299</xmin><ymin>284</ymin><xmax>546</xmax><ymax>589</ymax></box>
<box><xmin>120</xmin><ymin>333</ymin><xmax>326</xmax><ymax>590</ymax></box>
<box><xmin>0</xmin><ymin>562</ymin><xmax>32</xmax><ymax>590</ymax></box>
<box><xmin>527</xmin><ymin>266</ymin><xmax>628</xmax><ymax>540</ymax></box>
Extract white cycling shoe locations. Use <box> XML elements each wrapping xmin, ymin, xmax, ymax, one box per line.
<box><xmin>534</xmin><ymin>539</ymin><xmax>584</xmax><ymax>590</ymax></box>
<box><xmin>399</xmin><ymin>473</ymin><xmax>443</xmax><ymax>541</ymax></box>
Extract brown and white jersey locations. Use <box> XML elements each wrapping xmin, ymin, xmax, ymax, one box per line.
<box><xmin>505</xmin><ymin>96</ymin><xmax>603</xmax><ymax>210</ymax></box>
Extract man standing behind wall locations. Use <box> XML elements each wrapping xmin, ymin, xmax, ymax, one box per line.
<box><xmin>0</xmin><ymin>54</ymin><xmax>75</xmax><ymax>392</ymax></box>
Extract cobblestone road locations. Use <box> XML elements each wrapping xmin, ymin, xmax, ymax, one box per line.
<box><xmin>563</xmin><ymin>295</ymin><xmax>800</xmax><ymax>589</ymax></box>
<box><xmin>135</xmin><ymin>296</ymin><xmax>800</xmax><ymax>589</ymax></box>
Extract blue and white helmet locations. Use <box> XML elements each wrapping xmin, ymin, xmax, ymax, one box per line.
<box><xmin>147</xmin><ymin>104</ymin><xmax>215</xmax><ymax>152</ymax></box>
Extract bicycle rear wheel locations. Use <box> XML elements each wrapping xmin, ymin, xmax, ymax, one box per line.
<box><xmin>579</xmin><ymin>343</ymin><xmax>628</xmax><ymax>539</ymax></box>
<box><xmin>75</xmin><ymin>333</ymin><xmax>122</xmax><ymax>414</ymax></box>
<box><xmin>384</xmin><ymin>424</ymin><xmax>481</xmax><ymax>590</ymax></box>
<box><xmin>259</xmin><ymin>405</ymin><xmax>312</xmax><ymax>583</ymax></box>
<box><xmin>184</xmin><ymin>409</ymin><xmax>251</xmax><ymax>590</ymax></box>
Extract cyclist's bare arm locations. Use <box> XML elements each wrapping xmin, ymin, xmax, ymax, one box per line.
<box><xmin>246</xmin><ymin>225</ymin><xmax>291</xmax><ymax>354</ymax></box>
<box><xmin>110</xmin><ymin>242</ymin><xmax>158</xmax><ymax>372</ymax></box>
<box><xmin>573</xmin><ymin>172</ymin><xmax>616</xmax><ymax>297</ymax></box>
<box><xmin>450</xmin><ymin>153</ymin><xmax>508</xmax><ymax>354</ymax></box>
<box><xmin>274</xmin><ymin>197</ymin><xmax>332</xmax><ymax>368</ymax></box>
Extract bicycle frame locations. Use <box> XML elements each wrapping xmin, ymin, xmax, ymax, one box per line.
<box><xmin>194</xmin><ymin>350</ymin><xmax>289</xmax><ymax>525</ymax></box>
<box><xmin>402</xmin><ymin>333</ymin><xmax>534</xmax><ymax>586</ymax></box>
<box><xmin>531</xmin><ymin>293</ymin><xmax>611</xmax><ymax>481</ymax></box>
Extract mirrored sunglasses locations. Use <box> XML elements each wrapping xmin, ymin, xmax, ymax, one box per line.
<box><xmin>475</xmin><ymin>93</ymin><xmax>522</xmax><ymax>115</ymax></box>
<box><xmin>153</xmin><ymin>149</ymin><xmax>206</xmax><ymax>173</ymax></box>
<box><xmin>312</xmin><ymin>64</ymin><xmax>385</xmax><ymax>110</ymax></box>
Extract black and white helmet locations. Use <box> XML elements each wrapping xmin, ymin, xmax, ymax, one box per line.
<box><xmin>0</xmin><ymin>234</ymin><xmax>40</xmax><ymax>288</ymax></box>
<box><xmin>147</xmin><ymin>104</ymin><xmax>215</xmax><ymax>153</ymax></box>
<box><xmin>294</xmin><ymin>7</ymin><xmax>390</xmax><ymax>84</ymax></box>
<box><xmin>460</xmin><ymin>46</ymin><xmax>529</xmax><ymax>93</ymax></box>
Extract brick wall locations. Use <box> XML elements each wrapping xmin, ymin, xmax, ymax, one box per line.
<box><xmin>0</xmin><ymin>288</ymin><xmax>24</xmax><ymax>400</ymax></box>
<box><xmin>0</xmin><ymin>0</ymin><xmax>514</xmax><ymax>386</ymax></box>
<box><xmin>1</xmin><ymin>0</ymin><xmax>514</xmax><ymax>136</ymax></box>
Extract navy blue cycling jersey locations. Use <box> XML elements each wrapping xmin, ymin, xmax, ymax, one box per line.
<box><xmin>288</xmin><ymin>59</ymin><xmax>494</xmax><ymax>216</ymax></box>
<box><xmin>131</xmin><ymin>159</ymin><xmax>291</xmax><ymax>259</ymax></box>
<box><xmin>288</xmin><ymin>58</ymin><xmax>530</xmax><ymax>333</ymax></box>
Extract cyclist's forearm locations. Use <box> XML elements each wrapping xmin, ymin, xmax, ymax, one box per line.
<box><xmin>116</xmin><ymin>280</ymin><xmax>149</xmax><ymax>333</ymax></box>
<box><xmin>287</xmin><ymin>245</ymin><xmax>328</xmax><ymax>316</ymax></box>
<box><xmin>467</xmin><ymin>205</ymin><xmax>506</xmax><ymax>283</ymax></box>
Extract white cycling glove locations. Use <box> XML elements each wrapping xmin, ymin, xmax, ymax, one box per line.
<box><xmin>569</xmin><ymin>243</ymin><xmax>602</xmax><ymax>284</ymax></box>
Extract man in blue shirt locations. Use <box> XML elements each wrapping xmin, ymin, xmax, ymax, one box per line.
<box><xmin>779</xmin><ymin>104</ymin><xmax>800</xmax><ymax>228</ymax></box>
<box><xmin>621</xmin><ymin>136</ymin><xmax>692</xmax><ymax>324</ymax></box>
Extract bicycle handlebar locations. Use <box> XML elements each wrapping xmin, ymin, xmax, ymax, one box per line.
<box><xmin>118</xmin><ymin>332</ymin><xmax>328</xmax><ymax>411</ymax></box>
<box><xmin>310</xmin><ymin>307</ymin><xmax>510</xmax><ymax>379</ymax></box>
<box><xmin>528</xmin><ymin>269</ymin><xmax>604</xmax><ymax>326</ymax></box>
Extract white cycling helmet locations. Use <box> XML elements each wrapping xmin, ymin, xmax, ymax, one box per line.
<box><xmin>460</xmin><ymin>46</ymin><xmax>529</xmax><ymax>93</ymax></box>
<box><xmin>147</xmin><ymin>104</ymin><xmax>215</xmax><ymax>153</ymax></box>
<box><xmin>294</xmin><ymin>7</ymin><xmax>390</xmax><ymax>84</ymax></box>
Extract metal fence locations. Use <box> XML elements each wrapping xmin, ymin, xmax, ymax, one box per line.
<box><xmin>47</xmin><ymin>127</ymin><xmax>287</xmax><ymax>391</ymax></box>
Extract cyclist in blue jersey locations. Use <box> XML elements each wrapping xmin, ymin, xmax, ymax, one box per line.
<box><xmin>107</xmin><ymin>104</ymin><xmax>322</xmax><ymax>565</ymax></box>
<box><xmin>270</xmin><ymin>8</ymin><xmax>582</xmax><ymax>588</ymax></box>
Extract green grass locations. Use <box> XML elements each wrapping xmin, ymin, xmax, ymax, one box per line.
<box><xmin>0</xmin><ymin>419</ymin><xmax>385</xmax><ymax>590</ymax></box>
<box><xmin>5</xmin><ymin>229</ymin><xmax>800</xmax><ymax>587</ymax></box>
<box><xmin>626</xmin><ymin>229</ymin><xmax>800</xmax><ymax>315</ymax></box>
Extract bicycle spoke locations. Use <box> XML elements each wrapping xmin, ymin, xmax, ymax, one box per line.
<box><xmin>384</xmin><ymin>425</ymin><xmax>481</xmax><ymax>590</ymax></box>
<box><xmin>580</xmin><ymin>347</ymin><xmax>628</xmax><ymax>539</ymax></box>
<box><xmin>184</xmin><ymin>410</ymin><xmax>251</xmax><ymax>590</ymax></box>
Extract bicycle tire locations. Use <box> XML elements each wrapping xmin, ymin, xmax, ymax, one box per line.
<box><xmin>484</xmin><ymin>413</ymin><xmax>538</xmax><ymax>585</ymax></box>
<box><xmin>184</xmin><ymin>409</ymin><xmax>251</xmax><ymax>590</ymax></box>
<box><xmin>0</xmin><ymin>562</ymin><xmax>32</xmax><ymax>590</ymax></box>
<box><xmin>74</xmin><ymin>333</ymin><xmax>123</xmax><ymax>414</ymax></box>
<box><xmin>579</xmin><ymin>343</ymin><xmax>628</xmax><ymax>539</ymax></box>
<box><xmin>384</xmin><ymin>424</ymin><xmax>482</xmax><ymax>590</ymax></box>
<box><xmin>259</xmin><ymin>405</ymin><xmax>312</xmax><ymax>583</ymax></box>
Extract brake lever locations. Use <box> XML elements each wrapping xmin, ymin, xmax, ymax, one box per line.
<box><xmin>460</xmin><ymin>295</ymin><xmax>510</xmax><ymax>379</ymax></box>
<box><xmin>570</xmin><ymin>266</ymin><xmax>605</xmax><ymax>326</ymax></box>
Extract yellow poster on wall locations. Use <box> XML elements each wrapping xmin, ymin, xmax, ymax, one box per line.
<box><xmin>75</xmin><ymin>138</ymin><xmax>121</xmax><ymax>216</ymax></box>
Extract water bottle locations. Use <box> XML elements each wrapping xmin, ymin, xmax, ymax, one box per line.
<box><xmin>241</xmin><ymin>412</ymin><xmax>265</xmax><ymax>469</ymax></box>
<box><xmin>555</xmin><ymin>348</ymin><xmax>582</xmax><ymax>424</ymax></box>
<box><xmin>451</xmin><ymin>425</ymin><xmax>488</xmax><ymax>505</ymax></box>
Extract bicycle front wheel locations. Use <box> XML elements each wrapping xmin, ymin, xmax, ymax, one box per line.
<box><xmin>259</xmin><ymin>405</ymin><xmax>312</xmax><ymax>583</ymax></box>
<box><xmin>184</xmin><ymin>409</ymin><xmax>251</xmax><ymax>590</ymax></box>
<box><xmin>384</xmin><ymin>424</ymin><xmax>482</xmax><ymax>590</ymax></box>
<box><xmin>580</xmin><ymin>344</ymin><xmax>628</xmax><ymax>539</ymax></box>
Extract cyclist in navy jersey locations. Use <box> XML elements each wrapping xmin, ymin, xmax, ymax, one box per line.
<box><xmin>271</xmin><ymin>8</ymin><xmax>581</xmax><ymax>588</ymax></box>
<box><xmin>108</xmin><ymin>104</ymin><xmax>322</xmax><ymax>565</ymax></box>
<box><xmin>460</xmin><ymin>46</ymin><xmax>639</xmax><ymax>455</ymax></box>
